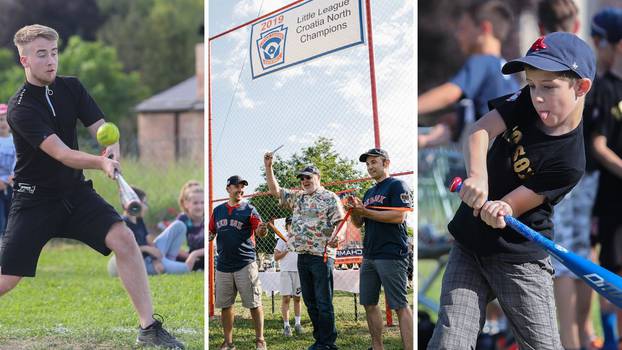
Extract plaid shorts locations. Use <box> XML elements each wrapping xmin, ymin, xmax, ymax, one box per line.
<box><xmin>428</xmin><ymin>242</ymin><xmax>562</xmax><ymax>350</ymax></box>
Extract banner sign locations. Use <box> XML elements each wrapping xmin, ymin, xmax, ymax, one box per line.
<box><xmin>250</xmin><ymin>0</ymin><xmax>364</xmax><ymax>79</ymax></box>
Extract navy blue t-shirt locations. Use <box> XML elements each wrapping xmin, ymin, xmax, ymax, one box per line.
<box><xmin>123</xmin><ymin>216</ymin><xmax>150</xmax><ymax>258</ymax></box>
<box><xmin>362</xmin><ymin>177</ymin><xmax>412</xmax><ymax>259</ymax></box>
<box><xmin>210</xmin><ymin>202</ymin><xmax>261</xmax><ymax>273</ymax></box>
<box><xmin>451</xmin><ymin>55</ymin><xmax>519</xmax><ymax>120</ymax></box>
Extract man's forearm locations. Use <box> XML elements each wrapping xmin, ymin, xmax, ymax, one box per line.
<box><xmin>59</xmin><ymin>149</ymin><xmax>105</xmax><ymax>171</ymax></box>
<box><xmin>266</xmin><ymin>167</ymin><xmax>280</xmax><ymax>197</ymax></box>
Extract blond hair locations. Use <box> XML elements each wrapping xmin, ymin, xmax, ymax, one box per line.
<box><xmin>178</xmin><ymin>180</ymin><xmax>203</xmax><ymax>213</ymax></box>
<box><xmin>14</xmin><ymin>24</ymin><xmax>59</xmax><ymax>55</ymax></box>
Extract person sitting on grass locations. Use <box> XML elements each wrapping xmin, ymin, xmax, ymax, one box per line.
<box><xmin>108</xmin><ymin>187</ymin><xmax>202</xmax><ymax>276</ymax></box>
<box><xmin>175</xmin><ymin>180</ymin><xmax>205</xmax><ymax>271</ymax></box>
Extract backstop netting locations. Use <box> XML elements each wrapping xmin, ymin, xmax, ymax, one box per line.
<box><xmin>208</xmin><ymin>0</ymin><xmax>414</xmax><ymax>323</ymax></box>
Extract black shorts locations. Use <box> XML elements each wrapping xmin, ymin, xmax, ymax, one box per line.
<box><xmin>0</xmin><ymin>180</ymin><xmax>123</xmax><ymax>277</ymax></box>
<box><xmin>597</xmin><ymin>216</ymin><xmax>622</xmax><ymax>273</ymax></box>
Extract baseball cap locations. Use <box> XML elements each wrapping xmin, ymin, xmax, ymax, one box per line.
<box><xmin>502</xmin><ymin>32</ymin><xmax>596</xmax><ymax>80</ymax></box>
<box><xmin>0</xmin><ymin>104</ymin><xmax>7</xmax><ymax>115</ymax></box>
<box><xmin>359</xmin><ymin>148</ymin><xmax>390</xmax><ymax>162</ymax></box>
<box><xmin>591</xmin><ymin>7</ymin><xmax>622</xmax><ymax>43</ymax></box>
<box><xmin>285</xmin><ymin>216</ymin><xmax>292</xmax><ymax>225</ymax></box>
<box><xmin>296</xmin><ymin>165</ymin><xmax>320</xmax><ymax>178</ymax></box>
<box><xmin>226</xmin><ymin>175</ymin><xmax>248</xmax><ymax>186</ymax></box>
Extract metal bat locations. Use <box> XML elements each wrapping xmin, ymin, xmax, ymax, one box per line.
<box><xmin>116</xmin><ymin>171</ymin><xmax>142</xmax><ymax>216</ymax></box>
<box><xmin>449</xmin><ymin>177</ymin><xmax>622</xmax><ymax>308</ymax></box>
<box><xmin>105</xmin><ymin>153</ymin><xmax>141</xmax><ymax>216</ymax></box>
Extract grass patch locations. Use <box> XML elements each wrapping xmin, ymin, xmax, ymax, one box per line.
<box><xmin>208</xmin><ymin>290</ymin><xmax>414</xmax><ymax>350</ymax></box>
<box><xmin>0</xmin><ymin>242</ymin><xmax>204</xmax><ymax>349</ymax></box>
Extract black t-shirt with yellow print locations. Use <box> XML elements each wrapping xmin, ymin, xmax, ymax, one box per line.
<box><xmin>448</xmin><ymin>86</ymin><xmax>585</xmax><ymax>262</ymax></box>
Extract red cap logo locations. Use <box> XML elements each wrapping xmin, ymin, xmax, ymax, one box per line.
<box><xmin>530</xmin><ymin>37</ymin><xmax>547</xmax><ymax>52</ymax></box>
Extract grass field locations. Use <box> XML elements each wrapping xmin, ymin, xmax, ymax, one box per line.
<box><xmin>208</xmin><ymin>290</ymin><xmax>414</xmax><ymax>350</ymax></box>
<box><xmin>0</xmin><ymin>242</ymin><xmax>204</xmax><ymax>349</ymax></box>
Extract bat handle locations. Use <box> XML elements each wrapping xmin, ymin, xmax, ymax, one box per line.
<box><xmin>449</xmin><ymin>177</ymin><xmax>463</xmax><ymax>193</ymax></box>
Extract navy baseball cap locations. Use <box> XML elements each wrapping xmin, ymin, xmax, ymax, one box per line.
<box><xmin>226</xmin><ymin>175</ymin><xmax>248</xmax><ymax>186</ymax></box>
<box><xmin>591</xmin><ymin>7</ymin><xmax>622</xmax><ymax>43</ymax></box>
<box><xmin>359</xmin><ymin>148</ymin><xmax>389</xmax><ymax>162</ymax></box>
<box><xmin>297</xmin><ymin>165</ymin><xmax>320</xmax><ymax>178</ymax></box>
<box><xmin>502</xmin><ymin>32</ymin><xmax>596</xmax><ymax>80</ymax></box>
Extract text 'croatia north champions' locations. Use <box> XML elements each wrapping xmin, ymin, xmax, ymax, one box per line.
<box><xmin>296</xmin><ymin>0</ymin><xmax>352</xmax><ymax>43</ymax></box>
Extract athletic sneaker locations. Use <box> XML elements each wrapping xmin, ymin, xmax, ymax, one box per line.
<box><xmin>294</xmin><ymin>324</ymin><xmax>304</xmax><ymax>335</ymax></box>
<box><xmin>219</xmin><ymin>342</ymin><xmax>237</xmax><ymax>350</ymax></box>
<box><xmin>137</xmin><ymin>315</ymin><xmax>185</xmax><ymax>349</ymax></box>
<box><xmin>283</xmin><ymin>324</ymin><xmax>292</xmax><ymax>336</ymax></box>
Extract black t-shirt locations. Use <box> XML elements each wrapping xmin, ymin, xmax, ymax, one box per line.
<box><xmin>7</xmin><ymin>76</ymin><xmax>103</xmax><ymax>192</ymax></box>
<box><xmin>449</xmin><ymin>86</ymin><xmax>585</xmax><ymax>262</ymax></box>
<box><xmin>592</xmin><ymin>72</ymin><xmax>622</xmax><ymax>217</ymax></box>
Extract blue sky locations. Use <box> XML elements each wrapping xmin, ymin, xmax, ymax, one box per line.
<box><xmin>208</xmin><ymin>0</ymin><xmax>414</xmax><ymax>201</ymax></box>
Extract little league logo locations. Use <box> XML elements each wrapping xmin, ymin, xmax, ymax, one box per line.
<box><xmin>257</xmin><ymin>25</ymin><xmax>288</xmax><ymax>69</ymax></box>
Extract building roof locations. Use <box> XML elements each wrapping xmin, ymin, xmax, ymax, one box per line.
<box><xmin>135</xmin><ymin>76</ymin><xmax>203</xmax><ymax>113</ymax></box>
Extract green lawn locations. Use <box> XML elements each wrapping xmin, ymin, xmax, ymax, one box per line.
<box><xmin>0</xmin><ymin>242</ymin><xmax>204</xmax><ymax>349</ymax></box>
<box><xmin>208</xmin><ymin>290</ymin><xmax>414</xmax><ymax>350</ymax></box>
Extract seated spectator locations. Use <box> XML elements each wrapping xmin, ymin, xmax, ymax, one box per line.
<box><xmin>108</xmin><ymin>187</ymin><xmax>202</xmax><ymax>276</ymax></box>
<box><xmin>175</xmin><ymin>181</ymin><xmax>205</xmax><ymax>271</ymax></box>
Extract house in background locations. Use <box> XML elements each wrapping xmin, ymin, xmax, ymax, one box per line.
<box><xmin>135</xmin><ymin>42</ymin><xmax>204</xmax><ymax>164</ymax></box>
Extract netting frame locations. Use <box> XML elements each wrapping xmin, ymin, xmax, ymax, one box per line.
<box><xmin>208</xmin><ymin>0</ymin><xmax>387</xmax><ymax>321</ymax></box>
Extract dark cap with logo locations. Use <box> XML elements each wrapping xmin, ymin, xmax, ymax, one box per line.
<box><xmin>502</xmin><ymin>32</ymin><xmax>596</xmax><ymax>80</ymax></box>
<box><xmin>296</xmin><ymin>165</ymin><xmax>320</xmax><ymax>179</ymax></box>
<box><xmin>227</xmin><ymin>175</ymin><xmax>248</xmax><ymax>186</ymax></box>
<box><xmin>359</xmin><ymin>148</ymin><xmax>390</xmax><ymax>162</ymax></box>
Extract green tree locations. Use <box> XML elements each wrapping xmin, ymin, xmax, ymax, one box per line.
<box><xmin>97</xmin><ymin>0</ymin><xmax>204</xmax><ymax>94</ymax></box>
<box><xmin>60</xmin><ymin>36</ymin><xmax>149</xmax><ymax>128</ymax></box>
<box><xmin>250</xmin><ymin>137</ymin><xmax>373</xmax><ymax>254</ymax></box>
<box><xmin>0</xmin><ymin>48</ymin><xmax>24</xmax><ymax>103</ymax></box>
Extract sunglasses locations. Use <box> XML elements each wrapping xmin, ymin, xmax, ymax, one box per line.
<box><xmin>299</xmin><ymin>175</ymin><xmax>312</xmax><ymax>181</ymax></box>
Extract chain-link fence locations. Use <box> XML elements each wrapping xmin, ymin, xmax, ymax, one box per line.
<box><xmin>208</xmin><ymin>0</ymin><xmax>414</xmax><ymax>322</ymax></box>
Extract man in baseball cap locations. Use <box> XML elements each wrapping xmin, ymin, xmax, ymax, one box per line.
<box><xmin>209</xmin><ymin>175</ymin><xmax>268</xmax><ymax>350</ymax></box>
<box><xmin>348</xmin><ymin>148</ymin><xmax>413</xmax><ymax>349</ymax></box>
<box><xmin>264</xmin><ymin>152</ymin><xmax>345</xmax><ymax>350</ymax></box>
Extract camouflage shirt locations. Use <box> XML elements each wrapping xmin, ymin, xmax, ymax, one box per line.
<box><xmin>279</xmin><ymin>187</ymin><xmax>345</xmax><ymax>258</ymax></box>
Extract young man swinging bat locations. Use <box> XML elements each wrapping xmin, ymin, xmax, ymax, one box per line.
<box><xmin>1</xmin><ymin>24</ymin><xmax>184</xmax><ymax>349</ymax></box>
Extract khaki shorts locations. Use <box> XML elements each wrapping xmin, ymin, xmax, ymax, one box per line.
<box><xmin>215</xmin><ymin>261</ymin><xmax>263</xmax><ymax>309</ymax></box>
<box><xmin>279</xmin><ymin>271</ymin><xmax>301</xmax><ymax>297</ymax></box>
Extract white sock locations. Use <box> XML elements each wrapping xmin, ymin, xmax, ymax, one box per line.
<box><xmin>295</xmin><ymin>316</ymin><xmax>301</xmax><ymax>325</ymax></box>
<box><xmin>284</xmin><ymin>320</ymin><xmax>290</xmax><ymax>328</ymax></box>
